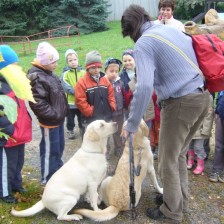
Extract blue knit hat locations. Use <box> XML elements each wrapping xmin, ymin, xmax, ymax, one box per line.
<box><xmin>0</xmin><ymin>45</ymin><xmax>19</xmax><ymax>70</ymax></box>
<box><xmin>104</xmin><ymin>58</ymin><xmax>122</xmax><ymax>71</ymax></box>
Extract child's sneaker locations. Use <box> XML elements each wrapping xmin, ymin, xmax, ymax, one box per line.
<box><xmin>218</xmin><ymin>172</ymin><xmax>224</xmax><ymax>183</ymax></box>
<box><xmin>209</xmin><ymin>172</ymin><xmax>224</xmax><ymax>182</ymax></box>
<box><xmin>209</xmin><ymin>172</ymin><xmax>219</xmax><ymax>182</ymax></box>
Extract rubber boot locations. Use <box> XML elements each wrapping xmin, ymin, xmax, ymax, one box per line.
<box><xmin>187</xmin><ymin>150</ymin><xmax>195</xmax><ymax>169</ymax></box>
<box><xmin>193</xmin><ymin>157</ymin><xmax>205</xmax><ymax>175</ymax></box>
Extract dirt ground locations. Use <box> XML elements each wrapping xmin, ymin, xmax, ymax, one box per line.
<box><xmin>21</xmin><ymin>110</ymin><xmax>224</xmax><ymax>224</ymax></box>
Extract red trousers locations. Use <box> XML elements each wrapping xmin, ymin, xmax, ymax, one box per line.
<box><xmin>150</xmin><ymin>119</ymin><xmax>160</xmax><ymax>148</ymax></box>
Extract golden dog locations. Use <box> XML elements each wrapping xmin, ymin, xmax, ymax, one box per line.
<box><xmin>75</xmin><ymin>119</ymin><xmax>163</xmax><ymax>221</ymax></box>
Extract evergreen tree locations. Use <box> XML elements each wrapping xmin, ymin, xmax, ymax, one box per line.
<box><xmin>0</xmin><ymin>0</ymin><xmax>50</xmax><ymax>35</ymax></box>
<box><xmin>58</xmin><ymin>0</ymin><xmax>110</xmax><ymax>33</ymax></box>
<box><xmin>0</xmin><ymin>0</ymin><xmax>110</xmax><ymax>35</ymax></box>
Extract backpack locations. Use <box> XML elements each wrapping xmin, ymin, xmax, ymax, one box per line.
<box><xmin>144</xmin><ymin>33</ymin><xmax>224</xmax><ymax>93</ymax></box>
<box><xmin>192</xmin><ymin>34</ymin><xmax>224</xmax><ymax>93</ymax></box>
<box><xmin>5</xmin><ymin>91</ymin><xmax>32</xmax><ymax>147</ymax></box>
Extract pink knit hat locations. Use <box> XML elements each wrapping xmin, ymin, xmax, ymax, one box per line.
<box><xmin>36</xmin><ymin>42</ymin><xmax>59</xmax><ymax>65</ymax></box>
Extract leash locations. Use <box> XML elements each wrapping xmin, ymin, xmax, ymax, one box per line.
<box><xmin>129</xmin><ymin>133</ymin><xmax>137</xmax><ymax>220</ymax></box>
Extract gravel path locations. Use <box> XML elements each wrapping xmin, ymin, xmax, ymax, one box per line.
<box><xmin>22</xmin><ymin>109</ymin><xmax>224</xmax><ymax>224</ymax></box>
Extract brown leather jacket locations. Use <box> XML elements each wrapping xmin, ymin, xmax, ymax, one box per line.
<box><xmin>27</xmin><ymin>63</ymin><xmax>68</xmax><ymax>127</ymax></box>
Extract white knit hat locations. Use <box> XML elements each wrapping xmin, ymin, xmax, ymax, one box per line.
<box><xmin>65</xmin><ymin>49</ymin><xmax>78</xmax><ymax>59</ymax></box>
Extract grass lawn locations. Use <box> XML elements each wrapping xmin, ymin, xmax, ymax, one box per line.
<box><xmin>14</xmin><ymin>21</ymin><xmax>134</xmax><ymax>76</ymax></box>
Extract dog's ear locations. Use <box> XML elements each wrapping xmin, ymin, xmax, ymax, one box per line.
<box><xmin>86</xmin><ymin>127</ymin><xmax>100</xmax><ymax>141</ymax></box>
<box><xmin>140</xmin><ymin>120</ymin><xmax>149</xmax><ymax>137</ymax></box>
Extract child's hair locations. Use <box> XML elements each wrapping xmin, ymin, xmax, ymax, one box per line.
<box><xmin>158</xmin><ymin>0</ymin><xmax>175</xmax><ymax>11</ymax></box>
<box><xmin>122</xmin><ymin>49</ymin><xmax>134</xmax><ymax>58</ymax></box>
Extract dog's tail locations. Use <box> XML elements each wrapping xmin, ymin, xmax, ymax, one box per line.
<box><xmin>74</xmin><ymin>205</ymin><xmax>120</xmax><ymax>222</ymax></box>
<box><xmin>11</xmin><ymin>200</ymin><xmax>45</xmax><ymax>217</ymax></box>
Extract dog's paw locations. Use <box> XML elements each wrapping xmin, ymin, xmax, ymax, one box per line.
<box><xmin>157</xmin><ymin>187</ymin><xmax>163</xmax><ymax>194</ymax></box>
<box><xmin>75</xmin><ymin>214</ymin><xmax>83</xmax><ymax>220</ymax></box>
<box><xmin>57</xmin><ymin>214</ymin><xmax>83</xmax><ymax>221</ymax></box>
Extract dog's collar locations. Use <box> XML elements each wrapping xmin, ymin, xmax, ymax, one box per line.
<box><xmin>81</xmin><ymin>147</ymin><xmax>103</xmax><ymax>154</ymax></box>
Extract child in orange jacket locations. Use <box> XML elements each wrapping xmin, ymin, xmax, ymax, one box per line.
<box><xmin>75</xmin><ymin>50</ymin><xmax>116</xmax><ymax>138</ymax></box>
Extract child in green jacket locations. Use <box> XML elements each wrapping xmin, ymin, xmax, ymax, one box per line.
<box><xmin>61</xmin><ymin>49</ymin><xmax>85</xmax><ymax>139</ymax></box>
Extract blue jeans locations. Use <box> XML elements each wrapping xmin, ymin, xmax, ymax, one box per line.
<box><xmin>189</xmin><ymin>139</ymin><xmax>207</xmax><ymax>160</ymax></box>
<box><xmin>40</xmin><ymin>124</ymin><xmax>64</xmax><ymax>183</ymax></box>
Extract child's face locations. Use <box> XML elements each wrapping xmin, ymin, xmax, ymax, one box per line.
<box><xmin>43</xmin><ymin>60</ymin><xmax>58</xmax><ymax>72</ymax></box>
<box><xmin>88</xmin><ymin>66</ymin><xmax>101</xmax><ymax>77</ymax></box>
<box><xmin>123</xmin><ymin>54</ymin><xmax>135</xmax><ymax>71</ymax></box>
<box><xmin>159</xmin><ymin>7</ymin><xmax>173</xmax><ymax>19</ymax></box>
<box><xmin>67</xmin><ymin>53</ymin><xmax>78</xmax><ymax>69</ymax></box>
<box><xmin>105</xmin><ymin>64</ymin><xmax>119</xmax><ymax>81</ymax></box>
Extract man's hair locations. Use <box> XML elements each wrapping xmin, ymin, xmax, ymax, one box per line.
<box><xmin>121</xmin><ymin>4</ymin><xmax>151</xmax><ymax>43</ymax></box>
<box><xmin>158</xmin><ymin>0</ymin><xmax>175</xmax><ymax>11</ymax></box>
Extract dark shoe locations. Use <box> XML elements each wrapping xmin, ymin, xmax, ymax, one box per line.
<box><xmin>146</xmin><ymin>208</ymin><xmax>180</xmax><ymax>223</ymax></box>
<box><xmin>12</xmin><ymin>187</ymin><xmax>27</xmax><ymax>193</ymax></box>
<box><xmin>209</xmin><ymin>172</ymin><xmax>219</xmax><ymax>182</ymax></box>
<box><xmin>153</xmin><ymin>147</ymin><xmax>158</xmax><ymax>160</ymax></box>
<box><xmin>155</xmin><ymin>193</ymin><xmax>163</xmax><ymax>205</ymax></box>
<box><xmin>0</xmin><ymin>195</ymin><xmax>17</xmax><ymax>203</ymax></box>
<box><xmin>67</xmin><ymin>130</ymin><xmax>76</xmax><ymax>139</ymax></box>
<box><xmin>155</xmin><ymin>195</ymin><xmax>192</xmax><ymax>214</ymax></box>
<box><xmin>40</xmin><ymin>180</ymin><xmax>47</xmax><ymax>186</ymax></box>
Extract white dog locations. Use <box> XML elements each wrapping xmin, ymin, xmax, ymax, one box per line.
<box><xmin>75</xmin><ymin>119</ymin><xmax>163</xmax><ymax>221</ymax></box>
<box><xmin>11</xmin><ymin>120</ymin><xmax>117</xmax><ymax>221</ymax></box>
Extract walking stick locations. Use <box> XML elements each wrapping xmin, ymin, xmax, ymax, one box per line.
<box><xmin>129</xmin><ymin>134</ymin><xmax>137</xmax><ymax>220</ymax></box>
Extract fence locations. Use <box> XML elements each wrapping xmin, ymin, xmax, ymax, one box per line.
<box><xmin>0</xmin><ymin>25</ymin><xmax>80</xmax><ymax>55</ymax></box>
<box><xmin>107</xmin><ymin>0</ymin><xmax>159</xmax><ymax>21</ymax></box>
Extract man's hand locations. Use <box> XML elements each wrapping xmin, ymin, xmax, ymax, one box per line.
<box><xmin>123</xmin><ymin>129</ymin><xmax>130</xmax><ymax>140</ymax></box>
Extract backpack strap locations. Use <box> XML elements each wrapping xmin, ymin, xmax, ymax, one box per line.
<box><xmin>143</xmin><ymin>34</ymin><xmax>205</xmax><ymax>81</ymax></box>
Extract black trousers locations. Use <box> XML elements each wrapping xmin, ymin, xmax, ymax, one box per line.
<box><xmin>66</xmin><ymin>108</ymin><xmax>83</xmax><ymax>131</ymax></box>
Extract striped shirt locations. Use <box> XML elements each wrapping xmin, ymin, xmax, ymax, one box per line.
<box><xmin>126</xmin><ymin>21</ymin><xmax>204</xmax><ymax>133</ymax></box>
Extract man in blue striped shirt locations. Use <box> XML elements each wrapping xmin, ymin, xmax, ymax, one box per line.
<box><xmin>121</xmin><ymin>4</ymin><xmax>210</xmax><ymax>223</ymax></box>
